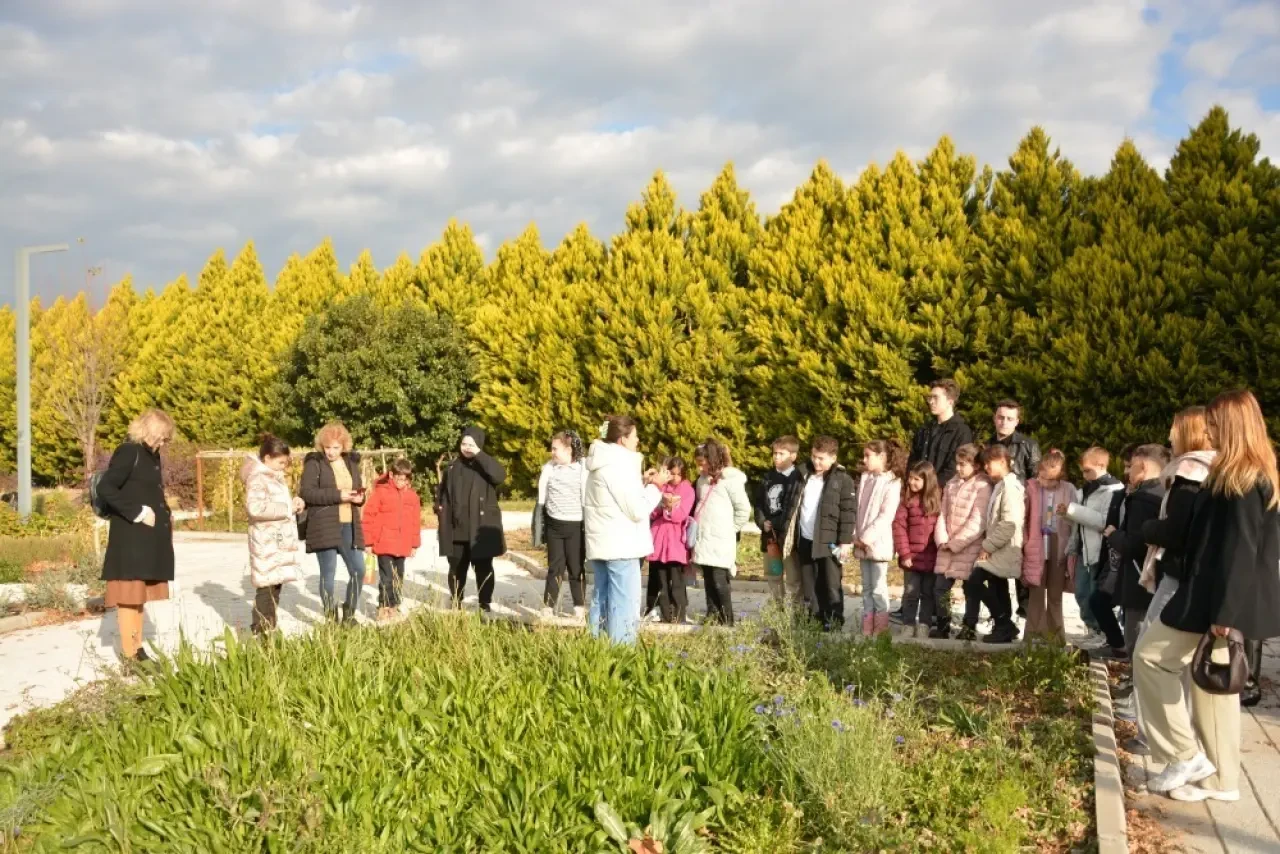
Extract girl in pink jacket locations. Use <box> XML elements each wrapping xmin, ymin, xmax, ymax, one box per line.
<box><xmin>932</xmin><ymin>444</ymin><xmax>991</xmax><ymax>639</ymax></box>
<box><xmin>646</xmin><ymin>457</ymin><xmax>696</xmax><ymax>623</ymax></box>
<box><xmin>855</xmin><ymin>440</ymin><xmax>906</xmax><ymax>636</ymax></box>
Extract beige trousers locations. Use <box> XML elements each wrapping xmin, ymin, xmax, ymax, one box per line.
<box><xmin>1025</xmin><ymin>534</ymin><xmax>1067</xmax><ymax>640</ymax></box>
<box><xmin>768</xmin><ymin>550</ymin><xmax>803</xmax><ymax>606</ymax></box>
<box><xmin>1133</xmin><ymin>620</ymin><xmax>1240</xmax><ymax>792</ymax></box>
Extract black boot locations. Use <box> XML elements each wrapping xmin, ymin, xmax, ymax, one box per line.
<box><xmin>929</xmin><ymin>618</ymin><xmax>952</xmax><ymax>640</ymax></box>
<box><xmin>1241</xmin><ymin>639</ymin><xmax>1263</xmax><ymax>708</ymax></box>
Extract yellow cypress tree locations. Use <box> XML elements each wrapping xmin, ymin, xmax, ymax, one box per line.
<box><xmin>30</xmin><ymin>295</ymin><xmax>85</xmax><ymax>481</ymax></box>
<box><xmin>417</xmin><ymin>220</ymin><xmax>487</xmax><ymax>325</ymax></box>
<box><xmin>0</xmin><ymin>307</ymin><xmax>15</xmax><ymax>472</ymax></box>
<box><xmin>271</xmin><ymin>238</ymin><xmax>351</xmax><ymax>357</ymax></box>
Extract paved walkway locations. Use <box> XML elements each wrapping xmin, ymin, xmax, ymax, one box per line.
<box><xmin>2</xmin><ymin>525</ymin><xmax>1277</xmax><ymax>853</ymax></box>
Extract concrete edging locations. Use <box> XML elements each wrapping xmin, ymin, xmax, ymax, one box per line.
<box><xmin>1090</xmin><ymin>660</ymin><xmax>1129</xmax><ymax>853</ymax></box>
<box><xmin>0</xmin><ymin>611</ymin><xmax>51</xmax><ymax>636</ymax></box>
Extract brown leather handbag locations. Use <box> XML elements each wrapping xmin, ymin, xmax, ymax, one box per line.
<box><xmin>1191</xmin><ymin>629</ymin><xmax>1249</xmax><ymax>695</ymax></box>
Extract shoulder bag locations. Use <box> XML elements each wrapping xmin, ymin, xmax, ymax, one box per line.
<box><xmin>1191</xmin><ymin>628</ymin><xmax>1249</xmax><ymax>695</ymax></box>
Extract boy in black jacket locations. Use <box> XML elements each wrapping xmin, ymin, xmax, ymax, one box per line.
<box><xmin>755</xmin><ymin>436</ymin><xmax>803</xmax><ymax>606</ymax></box>
<box><xmin>1091</xmin><ymin>444</ymin><xmax>1169</xmax><ymax>659</ymax></box>
<box><xmin>781</xmin><ymin>435</ymin><xmax>857</xmax><ymax>631</ymax></box>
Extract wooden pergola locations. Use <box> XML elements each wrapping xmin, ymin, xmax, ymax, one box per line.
<box><xmin>194</xmin><ymin>448</ymin><xmax>406</xmax><ymax>530</ymax></box>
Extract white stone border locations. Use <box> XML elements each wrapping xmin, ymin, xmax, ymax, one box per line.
<box><xmin>1090</xmin><ymin>660</ymin><xmax>1129</xmax><ymax>853</ymax></box>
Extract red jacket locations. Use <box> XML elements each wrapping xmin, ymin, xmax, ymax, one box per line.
<box><xmin>893</xmin><ymin>498</ymin><xmax>939</xmax><ymax>574</ymax></box>
<box><xmin>363</xmin><ymin>475</ymin><xmax>422</xmax><ymax>558</ymax></box>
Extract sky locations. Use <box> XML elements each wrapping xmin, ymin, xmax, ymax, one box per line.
<box><xmin>2</xmin><ymin>0</ymin><xmax>1278</xmax><ymax>305</ymax></box>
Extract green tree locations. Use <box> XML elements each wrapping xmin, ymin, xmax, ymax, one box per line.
<box><xmin>470</xmin><ymin>223</ymin><xmax>602</xmax><ymax>491</ymax></box>
<box><xmin>110</xmin><ymin>281</ymin><xmax>192</xmax><ymax>441</ymax></box>
<box><xmin>272</xmin><ymin>293</ymin><xmax>474</xmax><ymax>474</ymax></box>
<box><xmin>0</xmin><ymin>307</ymin><xmax>15</xmax><ymax>472</ymax></box>
<box><xmin>270</xmin><ymin>238</ymin><xmax>350</xmax><ymax>357</ymax></box>
<box><xmin>581</xmin><ymin>172</ymin><xmax>746</xmax><ymax>463</ymax></box>
<box><xmin>417</xmin><ymin>220</ymin><xmax>487</xmax><ymax>325</ymax></box>
<box><xmin>30</xmin><ymin>296</ymin><xmax>83</xmax><ymax>482</ymax></box>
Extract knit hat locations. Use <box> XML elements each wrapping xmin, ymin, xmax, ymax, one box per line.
<box><xmin>461</xmin><ymin>426</ymin><xmax>487</xmax><ymax>451</ymax></box>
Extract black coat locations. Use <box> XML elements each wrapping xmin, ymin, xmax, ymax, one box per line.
<box><xmin>993</xmin><ymin>431</ymin><xmax>1042</xmax><ymax>484</ymax></box>
<box><xmin>1142</xmin><ymin>475</ymin><xmax>1205</xmax><ymax>585</ymax></box>
<box><xmin>1106</xmin><ymin>479</ymin><xmax>1165</xmax><ymax>610</ymax></box>
<box><xmin>784</xmin><ymin>464</ymin><xmax>857</xmax><ymax>560</ymax></box>
<box><xmin>436</xmin><ymin>452</ymin><xmax>506</xmax><ymax>559</ymax></box>
<box><xmin>910</xmin><ymin>414</ymin><xmax>974</xmax><ymax>485</ymax></box>
<box><xmin>754</xmin><ymin>466</ymin><xmax>802</xmax><ymax>551</ymax></box>
<box><xmin>299</xmin><ymin>452</ymin><xmax>364</xmax><ymax>553</ymax></box>
<box><xmin>99</xmin><ymin>442</ymin><xmax>174</xmax><ymax>582</ymax></box>
<box><xmin>1161</xmin><ymin>480</ymin><xmax>1280</xmax><ymax>640</ymax></box>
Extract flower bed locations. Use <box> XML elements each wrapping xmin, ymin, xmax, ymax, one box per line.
<box><xmin>0</xmin><ymin>611</ymin><xmax>1093</xmax><ymax>851</ymax></box>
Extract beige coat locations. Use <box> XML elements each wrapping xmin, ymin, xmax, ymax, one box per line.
<box><xmin>976</xmin><ymin>473</ymin><xmax>1025</xmax><ymax>580</ymax></box>
<box><xmin>242</xmin><ymin>456</ymin><xmax>304</xmax><ymax>589</ymax></box>
<box><xmin>934</xmin><ymin>475</ymin><xmax>992</xmax><ymax>581</ymax></box>
<box><xmin>855</xmin><ymin>472</ymin><xmax>900</xmax><ymax>562</ymax></box>
<box><xmin>691</xmin><ymin>468</ymin><xmax>752</xmax><ymax>574</ymax></box>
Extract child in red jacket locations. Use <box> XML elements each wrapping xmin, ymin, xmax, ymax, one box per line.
<box><xmin>893</xmin><ymin>461</ymin><xmax>941</xmax><ymax>637</ymax></box>
<box><xmin>363</xmin><ymin>458</ymin><xmax>422</xmax><ymax>622</ymax></box>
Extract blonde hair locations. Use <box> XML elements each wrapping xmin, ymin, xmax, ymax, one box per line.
<box><xmin>315</xmin><ymin>421</ymin><xmax>353</xmax><ymax>453</ymax></box>
<box><xmin>1206</xmin><ymin>390</ymin><xmax>1280</xmax><ymax>508</ymax></box>
<box><xmin>1170</xmin><ymin>406</ymin><xmax>1212</xmax><ymax>457</ymax></box>
<box><xmin>1081</xmin><ymin>446</ymin><xmax>1110</xmax><ymax>468</ymax></box>
<box><xmin>127</xmin><ymin>409</ymin><xmax>176</xmax><ymax>446</ymax></box>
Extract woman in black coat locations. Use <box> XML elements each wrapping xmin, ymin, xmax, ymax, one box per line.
<box><xmin>435</xmin><ymin>426</ymin><xmax>506</xmax><ymax>611</ymax></box>
<box><xmin>1133</xmin><ymin>390</ymin><xmax>1280</xmax><ymax>803</ymax></box>
<box><xmin>299</xmin><ymin>422</ymin><xmax>365</xmax><ymax>623</ymax></box>
<box><xmin>98</xmin><ymin>409</ymin><xmax>176</xmax><ymax>661</ymax></box>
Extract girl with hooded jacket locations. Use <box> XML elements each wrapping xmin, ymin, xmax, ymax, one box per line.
<box><xmin>242</xmin><ymin>434</ymin><xmax>305</xmax><ymax>635</ymax></box>
<box><xmin>436</xmin><ymin>426</ymin><xmax>507</xmax><ymax>612</ymax></box>
<box><xmin>690</xmin><ymin>441</ymin><xmax>752</xmax><ymax>626</ymax></box>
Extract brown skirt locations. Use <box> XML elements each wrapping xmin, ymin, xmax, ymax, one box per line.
<box><xmin>105</xmin><ymin>580</ymin><xmax>170</xmax><ymax>609</ymax></box>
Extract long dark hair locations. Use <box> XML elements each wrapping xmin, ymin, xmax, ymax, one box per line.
<box><xmin>603</xmin><ymin>415</ymin><xmax>637</xmax><ymax>444</ymax></box>
<box><xmin>258</xmin><ymin>433</ymin><xmax>290</xmax><ymax>461</ymax></box>
<box><xmin>694</xmin><ymin>439</ymin><xmax>731</xmax><ymax>481</ymax></box>
<box><xmin>864</xmin><ymin>439</ymin><xmax>908</xmax><ymax>479</ymax></box>
<box><xmin>904</xmin><ymin>461</ymin><xmax>941</xmax><ymax>516</ymax></box>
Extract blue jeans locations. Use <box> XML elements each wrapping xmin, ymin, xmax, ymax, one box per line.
<box><xmin>588</xmin><ymin>558</ymin><xmax>641</xmax><ymax>644</ymax></box>
<box><xmin>316</xmin><ymin>523</ymin><xmax>363</xmax><ymax>618</ymax></box>
<box><xmin>1075</xmin><ymin>561</ymin><xmax>1100</xmax><ymax>631</ymax></box>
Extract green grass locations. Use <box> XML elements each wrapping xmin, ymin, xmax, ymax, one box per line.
<box><xmin>0</xmin><ymin>610</ymin><xmax>1095</xmax><ymax>852</ymax></box>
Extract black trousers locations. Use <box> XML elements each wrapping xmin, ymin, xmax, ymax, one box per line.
<box><xmin>251</xmin><ymin>584</ymin><xmax>282</xmax><ymax>635</ymax></box>
<box><xmin>1088</xmin><ymin>588</ymin><xmax>1125</xmax><ymax>650</ymax></box>
<box><xmin>377</xmin><ymin>555</ymin><xmax>406</xmax><ymax>608</ymax></box>
<box><xmin>448</xmin><ymin>542</ymin><xmax>495</xmax><ymax>609</ymax></box>
<box><xmin>902</xmin><ymin>572</ymin><xmax>936</xmax><ymax>627</ymax></box>
<box><xmin>648</xmin><ymin>561</ymin><xmax>688</xmax><ymax>623</ymax></box>
<box><xmin>700</xmin><ymin>565</ymin><xmax>734</xmax><ymax>626</ymax></box>
<box><xmin>963</xmin><ymin>569</ymin><xmax>1014</xmax><ymax>632</ymax></box>
<box><xmin>543</xmin><ymin>518</ymin><xmax>585</xmax><ymax>608</ymax></box>
<box><xmin>797</xmin><ymin>538</ymin><xmax>843</xmax><ymax>630</ymax></box>
<box><xmin>1015</xmin><ymin>579</ymin><xmax>1030</xmax><ymax>615</ymax></box>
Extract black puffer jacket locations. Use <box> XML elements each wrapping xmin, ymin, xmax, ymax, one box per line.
<box><xmin>1106</xmin><ymin>479</ymin><xmax>1165</xmax><ymax>610</ymax></box>
<box><xmin>782</xmin><ymin>463</ymin><xmax>857</xmax><ymax>560</ymax></box>
<box><xmin>299</xmin><ymin>451</ymin><xmax>364</xmax><ymax>553</ymax></box>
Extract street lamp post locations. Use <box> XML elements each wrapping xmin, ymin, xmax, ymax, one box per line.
<box><xmin>15</xmin><ymin>244</ymin><xmax>69</xmax><ymax>518</ymax></box>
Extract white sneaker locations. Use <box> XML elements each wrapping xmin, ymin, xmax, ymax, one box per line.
<box><xmin>538</xmin><ymin>606</ymin><xmax>555</xmax><ymax>619</ymax></box>
<box><xmin>642</xmin><ymin>608</ymin><xmax>661</xmax><ymax>623</ymax></box>
<box><xmin>1148</xmin><ymin>753</ymin><xmax>1216</xmax><ymax>793</ymax></box>
<box><xmin>1169</xmin><ymin>785</ymin><xmax>1240</xmax><ymax>803</ymax></box>
<box><xmin>573</xmin><ymin>606</ymin><xmax>587</xmax><ymax>622</ymax></box>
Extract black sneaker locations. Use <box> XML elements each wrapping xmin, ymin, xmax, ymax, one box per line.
<box><xmin>889</xmin><ymin>608</ymin><xmax>905</xmax><ymax>625</ymax></box>
<box><xmin>134</xmin><ymin>648</ymin><xmax>151</xmax><ymax>662</ymax></box>
<box><xmin>956</xmin><ymin>626</ymin><xmax>977</xmax><ymax>642</ymax></box>
<box><xmin>928</xmin><ymin>627</ymin><xmax>951</xmax><ymax>640</ymax></box>
<box><xmin>983</xmin><ymin>626</ymin><xmax>1020</xmax><ymax>644</ymax></box>
<box><xmin>1093</xmin><ymin>646</ymin><xmax>1129</xmax><ymax>661</ymax></box>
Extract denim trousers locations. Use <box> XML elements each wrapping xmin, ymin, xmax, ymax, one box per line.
<box><xmin>589</xmin><ymin>558</ymin><xmax>642</xmax><ymax>644</ymax></box>
<box><xmin>316</xmin><ymin>523</ymin><xmax>362</xmax><ymax>616</ymax></box>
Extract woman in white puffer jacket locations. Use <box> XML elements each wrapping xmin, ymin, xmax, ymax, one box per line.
<box><xmin>690</xmin><ymin>440</ymin><xmax>752</xmax><ymax>626</ymax></box>
<box><xmin>583</xmin><ymin>415</ymin><xmax>670</xmax><ymax>643</ymax></box>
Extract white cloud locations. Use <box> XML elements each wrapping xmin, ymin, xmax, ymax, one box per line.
<box><xmin>0</xmin><ymin>0</ymin><xmax>1276</xmax><ymax>298</ymax></box>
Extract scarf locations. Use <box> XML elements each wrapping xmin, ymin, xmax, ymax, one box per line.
<box><xmin>1139</xmin><ymin>449</ymin><xmax>1217</xmax><ymax>592</ymax></box>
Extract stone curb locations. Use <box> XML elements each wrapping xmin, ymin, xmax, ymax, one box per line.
<box><xmin>1090</xmin><ymin>660</ymin><xmax>1129</xmax><ymax>854</ymax></box>
<box><xmin>0</xmin><ymin>611</ymin><xmax>51</xmax><ymax>636</ymax></box>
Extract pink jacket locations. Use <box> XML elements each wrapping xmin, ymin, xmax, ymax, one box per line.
<box><xmin>1020</xmin><ymin>477</ymin><xmax>1044</xmax><ymax>586</ymax></box>
<box><xmin>648</xmin><ymin>479</ymin><xmax>695</xmax><ymax>564</ymax></box>
<box><xmin>855</xmin><ymin>472</ymin><xmax>900</xmax><ymax>562</ymax></box>
<box><xmin>934</xmin><ymin>475</ymin><xmax>992</xmax><ymax>581</ymax></box>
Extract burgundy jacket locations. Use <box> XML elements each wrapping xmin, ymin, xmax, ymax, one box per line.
<box><xmin>892</xmin><ymin>498</ymin><xmax>939</xmax><ymax>574</ymax></box>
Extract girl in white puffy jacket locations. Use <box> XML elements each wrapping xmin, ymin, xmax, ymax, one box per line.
<box><xmin>855</xmin><ymin>440</ymin><xmax>907</xmax><ymax>636</ymax></box>
<box><xmin>690</xmin><ymin>440</ymin><xmax>752</xmax><ymax>626</ymax></box>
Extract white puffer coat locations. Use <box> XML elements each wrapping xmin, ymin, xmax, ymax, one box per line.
<box><xmin>242</xmin><ymin>456</ymin><xmax>304</xmax><ymax>588</ymax></box>
<box><xmin>584</xmin><ymin>441</ymin><xmax>663</xmax><ymax>562</ymax></box>
<box><xmin>691</xmin><ymin>468</ymin><xmax>752</xmax><ymax>574</ymax></box>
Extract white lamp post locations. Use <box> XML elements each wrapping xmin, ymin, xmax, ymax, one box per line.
<box><xmin>15</xmin><ymin>243</ymin><xmax>69</xmax><ymax>518</ymax></box>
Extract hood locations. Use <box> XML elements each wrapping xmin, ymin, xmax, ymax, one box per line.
<box><xmin>1084</xmin><ymin>473</ymin><xmax>1123</xmax><ymax>497</ymax></box>
<box><xmin>461</xmin><ymin>426</ymin><xmax>487</xmax><ymax>451</ymax></box>
<box><xmin>1131</xmin><ymin>478</ymin><xmax>1166</xmax><ymax>502</ymax></box>
<box><xmin>715</xmin><ymin>467</ymin><xmax>748</xmax><ymax>487</ymax></box>
<box><xmin>1164</xmin><ymin>450</ymin><xmax>1216</xmax><ymax>486</ymax></box>
<box><xmin>999</xmin><ymin>471</ymin><xmax>1025</xmax><ymax>493</ymax></box>
<box><xmin>586</xmin><ymin>439</ymin><xmax>641</xmax><ymax>473</ymax></box>
<box><xmin>305</xmin><ymin>449</ymin><xmax>360</xmax><ymax>464</ymax></box>
<box><xmin>240</xmin><ymin>453</ymin><xmax>266</xmax><ymax>484</ymax></box>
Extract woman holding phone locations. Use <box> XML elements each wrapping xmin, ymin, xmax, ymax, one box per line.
<box><xmin>300</xmin><ymin>421</ymin><xmax>366</xmax><ymax>623</ymax></box>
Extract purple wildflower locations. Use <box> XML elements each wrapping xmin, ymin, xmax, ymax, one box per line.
<box><xmin>755</xmin><ymin>704</ymin><xmax>766</xmax><ymax>714</ymax></box>
<box><xmin>895</xmin><ymin>736</ymin><xmax>906</xmax><ymax>745</ymax></box>
<box><xmin>832</xmin><ymin>719</ymin><xmax>846</xmax><ymax>732</ymax></box>
<box><xmin>853</xmin><ymin>698</ymin><xmax>866</xmax><ymax>707</ymax></box>
<box><xmin>773</xmin><ymin>695</ymin><xmax>785</xmax><ymax>706</ymax></box>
